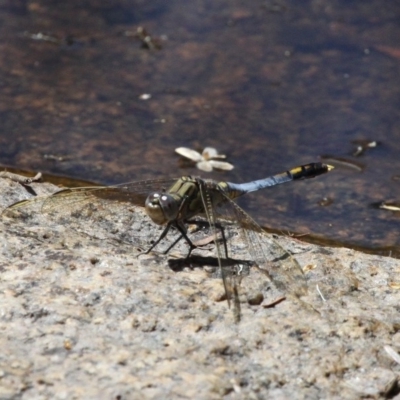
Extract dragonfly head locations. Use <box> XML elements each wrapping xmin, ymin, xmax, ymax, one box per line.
<box><xmin>145</xmin><ymin>192</ymin><xmax>180</xmax><ymax>225</ymax></box>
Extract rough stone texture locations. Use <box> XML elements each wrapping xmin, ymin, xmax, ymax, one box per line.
<box><xmin>0</xmin><ymin>174</ymin><xmax>400</xmax><ymax>399</ymax></box>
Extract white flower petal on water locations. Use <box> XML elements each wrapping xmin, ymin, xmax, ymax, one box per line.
<box><xmin>196</xmin><ymin>160</ymin><xmax>213</xmax><ymax>172</ymax></box>
<box><xmin>202</xmin><ymin>147</ymin><xmax>226</xmax><ymax>160</ymax></box>
<box><xmin>208</xmin><ymin>160</ymin><xmax>234</xmax><ymax>171</ymax></box>
<box><xmin>175</xmin><ymin>147</ymin><xmax>203</xmax><ymax>162</ymax></box>
<box><xmin>176</xmin><ymin>146</ymin><xmax>234</xmax><ymax>172</ymax></box>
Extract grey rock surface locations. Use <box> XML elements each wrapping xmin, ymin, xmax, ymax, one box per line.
<box><xmin>0</xmin><ymin>174</ymin><xmax>399</xmax><ymax>399</ymax></box>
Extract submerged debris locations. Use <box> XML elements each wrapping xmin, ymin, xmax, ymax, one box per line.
<box><xmin>124</xmin><ymin>27</ymin><xmax>163</xmax><ymax>50</ymax></box>
<box><xmin>22</xmin><ymin>31</ymin><xmax>81</xmax><ymax>47</ymax></box>
<box><xmin>351</xmin><ymin>140</ymin><xmax>379</xmax><ymax>157</ymax></box>
<box><xmin>43</xmin><ymin>154</ymin><xmax>70</xmax><ymax>162</ymax></box>
<box><xmin>371</xmin><ymin>201</ymin><xmax>400</xmax><ymax>212</ymax></box>
<box><xmin>320</xmin><ymin>155</ymin><xmax>364</xmax><ymax>172</ymax></box>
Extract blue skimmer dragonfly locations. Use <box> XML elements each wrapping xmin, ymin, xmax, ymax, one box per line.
<box><xmin>3</xmin><ymin>162</ymin><xmax>333</xmax><ymax>321</ymax></box>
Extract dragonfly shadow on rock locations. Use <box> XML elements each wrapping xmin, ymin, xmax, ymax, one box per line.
<box><xmin>167</xmin><ymin>254</ymin><xmax>252</xmax><ymax>275</ymax></box>
<box><xmin>168</xmin><ymin>254</ymin><xmax>256</xmax><ymax>320</ymax></box>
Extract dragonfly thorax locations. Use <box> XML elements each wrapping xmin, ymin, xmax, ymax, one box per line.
<box><xmin>145</xmin><ymin>192</ymin><xmax>180</xmax><ymax>225</ymax></box>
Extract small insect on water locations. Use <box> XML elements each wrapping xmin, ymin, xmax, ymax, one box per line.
<box><xmin>2</xmin><ymin>162</ymin><xmax>333</xmax><ymax>322</ymax></box>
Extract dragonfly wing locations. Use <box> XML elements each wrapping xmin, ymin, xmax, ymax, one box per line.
<box><xmin>3</xmin><ymin>178</ymin><xmax>179</xmax><ymax>247</ymax></box>
<box><xmin>40</xmin><ymin>178</ymin><xmax>178</xmax><ymax>217</ymax></box>
<box><xmin>215</xmin><ymin>192</ymin><xmax>308</xmax><ymax>298</ymax></box>
<box><xmin>197</xmin><ymin>181</ymin><xmax>241</xmax><ymax>322</ymax></box>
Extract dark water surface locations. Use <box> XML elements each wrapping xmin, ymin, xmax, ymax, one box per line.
<box><xmin>0</xmin><ymin>0</ymin><xmax>399</xmax><ymax>255</ymax></box>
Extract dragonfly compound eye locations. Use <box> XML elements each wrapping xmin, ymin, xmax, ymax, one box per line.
<box><xmin>145</xmin><ymin>193</ymin><xmax>179</xmax><ymax>225</ymax></box>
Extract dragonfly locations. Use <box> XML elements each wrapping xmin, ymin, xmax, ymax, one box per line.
<box><xmin>2</xmin><ymin>162</ymin><xmax>333</xmax><ymax>321</ymax></box>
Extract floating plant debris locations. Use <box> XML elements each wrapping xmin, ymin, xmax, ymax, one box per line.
<box><xmin>351</xmin><ymin>140</ymin><xmax>379</xmax><ymax>157</ymax></box>
<box><xmin>320</xmin><ymin>156</ymin><xmax>364</xmax><ymax>172</ymax></box>
<box><xmin>371</xmin><ymin>201</ymin><xmax>400</xmax><ymax>212</ymax></box>
<box><xmin>124</xmin><ymin>27</ymin><xmax>163</xmax><ymax>50</ymax></box>
<box><xmin>175</xmin><ymin>147</ymin><xmax>234</xmax><ymax>172</ymax></box>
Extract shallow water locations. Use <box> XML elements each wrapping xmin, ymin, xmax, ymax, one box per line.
<box><xmin>0</xmin><ymin>0</ymin><xmax>399</xmax><ymax>255</ymax></box>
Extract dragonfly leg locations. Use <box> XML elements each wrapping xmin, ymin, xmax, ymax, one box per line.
<box><xmin>174</xmin><ymin>222</ymin><xmax>197</xmax><ymax>258</ymax></box>
<box><xmin>143</xmin><ymin>221</ymin><xmax>197</xmax><ymax>257</ymax></box>
<box><xmin>143</xmin><ymin>223</ymin><xmax>173</xmax><ymax>254</ymax></box>
<box><xmin>160</xmin><ymin>233</ymin><xmax>184</xmax><ymax>254</ymax></box>
<box><xmin>217</xmin><ymin>223</ymin><xmax>229</xmax><ymax>259</ymax></box>
<box><xmin>155</xmin><ymin>222</ymin><xmax>197</xmax><ymax>257</ymax></box>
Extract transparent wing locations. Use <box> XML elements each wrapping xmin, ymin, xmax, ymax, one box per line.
<box><xmin>198</xmin><ymin>182</ymin><xmax>242</xmax><ymax>322</ymax></box>
<box><xmin>214</xmin><ymin>191</ymin><xmax>308</xmax><ymax>299</ymax></box>
<box><xmin>2</xmin><ymin>178</ymin><xmax>180</xmax><ymax>248</ymax></box>
<box><xmin>41</xmin><ymin>178</ymin><xmax>179</xmax><ymax>218</ymax></box>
